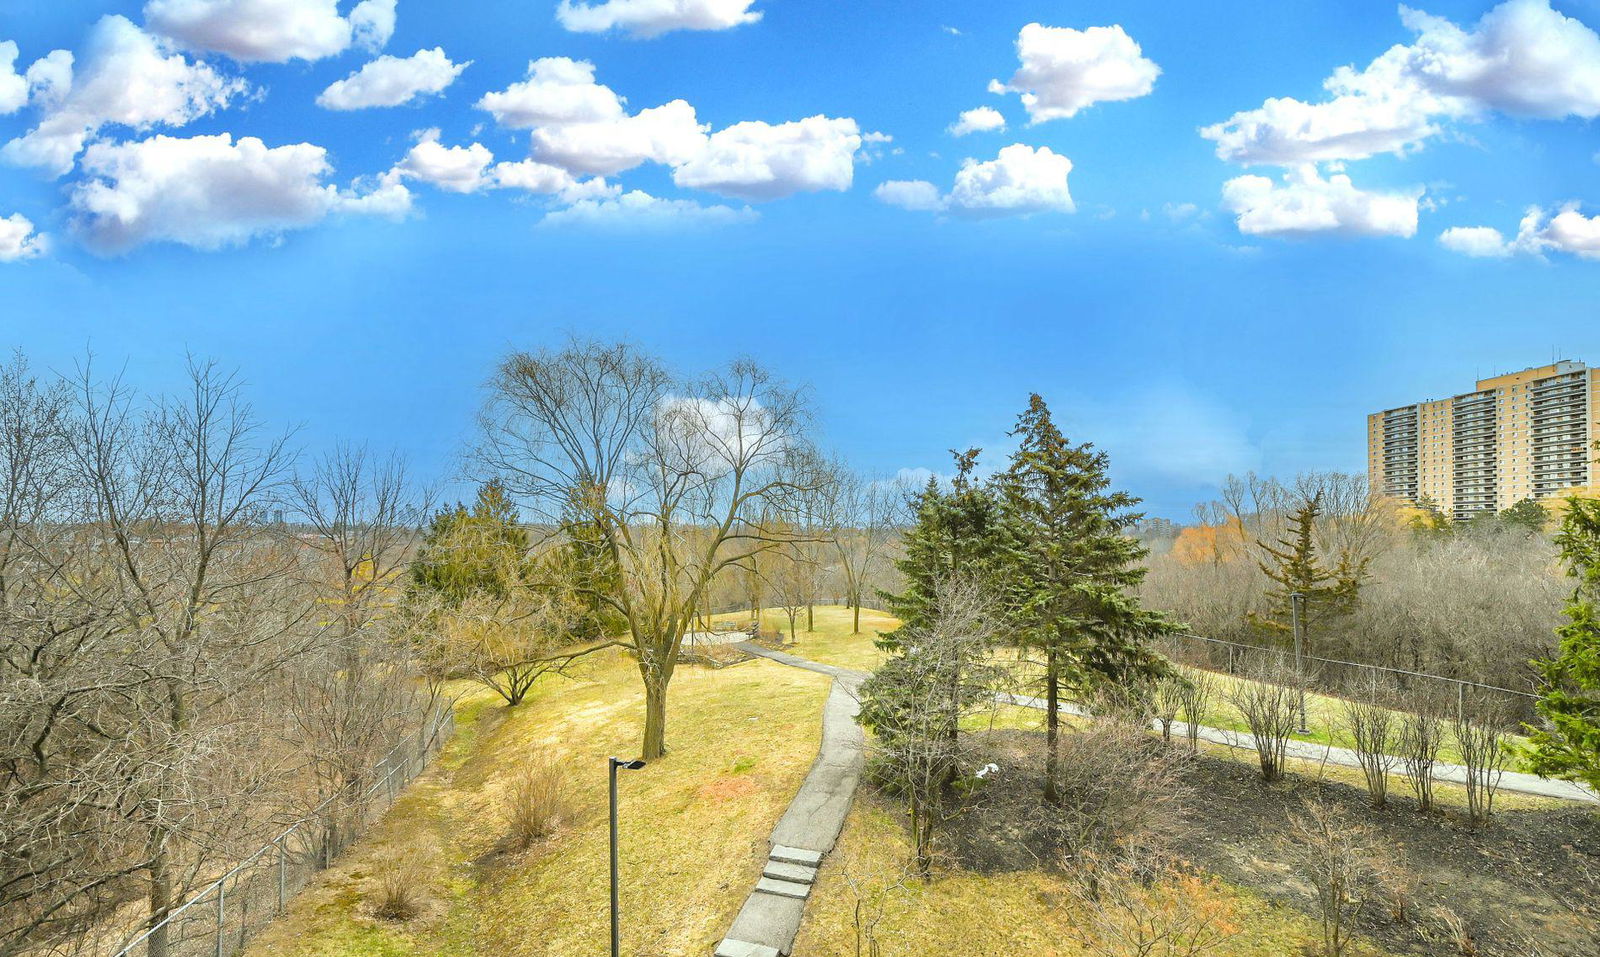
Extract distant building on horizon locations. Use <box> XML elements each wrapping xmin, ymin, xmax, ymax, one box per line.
<box><xmin>1367</xmin><ymin>361</ymin><xmax>1600</xmax><ymax>522</ymax></box>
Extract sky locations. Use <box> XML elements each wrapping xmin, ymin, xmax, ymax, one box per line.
<box><xmin>2</xmin><ymin>0</ymin><xmax>1600</xmax><ymax>519</ymax></box>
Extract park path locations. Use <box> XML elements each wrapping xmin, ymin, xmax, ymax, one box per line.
<box><xmin>713</xmin><ymin>646</ymin><xmax>868</xmax><ymax>957</ymax></box>
<box><xmin>714</xmin><ymin>644</ymin><xmax>1597</xmax><ymax>957</ymax></box>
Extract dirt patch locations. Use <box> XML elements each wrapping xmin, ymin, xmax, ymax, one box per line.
<box><xmin>939</xmin><ymin>729</ymin><xmax>1600</xmax><ymax>957</ymax></box>
<box><xmin>698</xmin><ymin>776</ymin><xmax>760</xmax><ymax>802</ymax></box>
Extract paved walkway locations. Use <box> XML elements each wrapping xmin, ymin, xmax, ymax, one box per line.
<box><xmin>995</xmin><ymin>692</ymin><xmax>1598</xmax><ymax>804</ymax></box>
<box><xmin>714</xmin><ymin>645</ymin><xmax>868</xmax><ymax>957</ymax></box>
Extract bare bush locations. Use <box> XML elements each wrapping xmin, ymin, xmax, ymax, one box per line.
<box><xmin>1174</xmin><ymin>668</ymin><xmax>1218</xmax><ymax>756</ymax></box>
<box><xmin>505</xmin><ymin>756</ymin><xmax>571</xmax><ymax>850</ymax></box>
<box><xmin>1284</xmin><ymin>799</ymin><xmax>1395</xmax><ymax>957</ymax></box>
<box><xmin>1151</xmin><ymin>673</ymin><xmax>1185</xmax><ymax>744</ymax></box>
<box><xmin>838</xmin><ymin>851</ymin><xmax>910</xmax><ymax>957</ymax></box>
<box><xmin>1396</xmin><ymin>691</ymin><xmax>1446</xmax><ymax>812</ymax></box>
<box><xmin>371</xmin><ymin>853</ymin><xmax>424</xmax><ymax>922</ymax></box>
<box><xmin>1225</xmin><ymin>658</ymin><xmax>1304</xmax><ymax>781</ymax></box>
<box><xmin>1065</xmin><ymin>852</ymin><xmax>1242</xmax><ymax>957</ymax></box>
<box><xmin>1048</xmin><ymin>718</ymin><xmax>1193</xmax><ymax>867</ymax></box>
<box><xmin>1339</xmin><ymin>691</ymin><xmax>1398</xmax><ymax>808</ymax></box>
<box><xmin>1453</xmin><ymin>699</ymin><xmax>1510</xmax><ymax>829</ymax></box>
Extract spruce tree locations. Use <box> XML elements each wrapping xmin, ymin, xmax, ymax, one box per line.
<box><xmin>409</xmin><ymin>479</ymin><xmax>531</xmax><ymax>604</ymax></box>
<box><xmin>1526</xmin><ymin>496</ymin><xmax>1600</xmax><ymax>792</ymax></box>
<box><xmin>995</xmin><ymin>394</ymin><xmax>1176</xmax><ymax>803</ymax></box>
<box><xmin>1251</xmin><ymin>494</ymin><xmax>1362</xmax><ymax>643</ymax></box>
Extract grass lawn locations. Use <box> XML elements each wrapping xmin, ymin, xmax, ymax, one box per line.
<box><xmin>709</xmin><ymin>604</ymin><xmax>894</xmax><ymax>672</ymax></box>
<box><xmin>244</xmin><ymin>647</ymin><xmax>832</xmax><ymax>957</ymax></box>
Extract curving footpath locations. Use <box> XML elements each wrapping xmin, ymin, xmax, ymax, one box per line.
<box><xmin>714</xmin><ymin>645</ymin><xmax>1597</xmax><ymax>957</ymax></box>
<box><xmin>714</xmin><ymin>645</ymin><xmax>868</xmax><ymax>957</ymax></box>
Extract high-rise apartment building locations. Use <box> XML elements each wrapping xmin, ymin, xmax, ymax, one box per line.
<box><xmin>1367</xmin><ymin>361</ymin><xmax>1600</xmax><ymax>521</ymax></box>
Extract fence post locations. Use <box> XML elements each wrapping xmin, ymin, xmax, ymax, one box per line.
<box><xmin>1457</xmin><ymin>682</ymin><xmax>1466</xmax><ymax>722</ymax></box>
<box><xmin>215</xmin><ymin>879</ymin><xmax>225</xmax><ymax>957</ymax></box>
<box><xmin>277</xmin><ymin>836</ymin><xmax>286</xmax><ymax>913</ymax></box>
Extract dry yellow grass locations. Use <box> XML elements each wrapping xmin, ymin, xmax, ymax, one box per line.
<box><xmin>243</xmin><ymin>648</ymin><xmax>831</xmax><ymax>957</ymax></box>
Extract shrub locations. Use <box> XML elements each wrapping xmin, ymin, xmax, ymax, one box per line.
<box><xmin>1066</xmin><ymin>852</ymin><xmax>1242</xmax><ymax>957</ymax></box>
<box><xmin>1226</xmin><ymin>657</ymin><xmax>1304</xmax><ymax>781</ymax></box>
<box><xmin>1284</xmin><ymin>799</ymin><xmax>1395</xmax><ymax>957</ymax></box>
<box><xmin>1048</xmin><ymin>717</ymin><xmax>1193</xmax><ymax>866</ymax></box>
<box><xmin>1396</xmin><ymin>692</ymin><xmax>1446</xmax><ymax>812</ymax></box>
<box><xmin>1339</xmin><ymin>691</ymin><xmax>1398</xmax><ymax>808</ymax></box>
<box><xmin>371</xmin><ymin>853</ymin><xmax>424</xmax><ymax>922</ymax></box>
<box><xmin>506</xmin><ymin>755</ymin><xmax>571</xmax><ymax>850</ymax></box>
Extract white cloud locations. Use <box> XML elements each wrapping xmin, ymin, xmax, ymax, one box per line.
<box><xmin>1438</xmin><ymin>224</ymin><xmax>1513</xmax><ymax>257</ymax></box>
<box><xmin>1163</xmin><ymin>201</ymin><xmax>1200</xmax><ymax>221</ymax></box>
<box><xmin>0</xmin><ymin>213</ymin><xmax>47</xmax><ymax>261</ymax></box>
<box><xmin>672</xmin><ymin>115</ymin><xmax>860</xmax><ymax>200</ymax></box>
<box><xmin>317</xmin><ymin>48</ymin><xmax>468</xmax><ymax>110</ymax></box>
<box><xmin>989</xmin><ymin>22</ymin><xmax>1160</xmax><ymax>123</ymax></box>
<box><xmin>491</xmin><ymin>158</ymin><xmax>585</xmax><ymax>195</ymax></box>
<box><xmin>1202</xmin><ymin>0</ymin><xmax>1600</xmax><ymax>165</ymax></box>
<box><xmin>1220</xmin><ymin>165</ymin><xmax>1421</xmax><ymax>237</ymax></box>
<box><xmin>144</xmin><ymin>0</ymin><xmax>395</xmax><ymax>63</ymax></box>
<box><xmin>392</xmin><ymin>130</ymin><xmax>493</xmax><ymax>193</ymax></box>
<box><xmin>24</xmin><ymin>50</ymin><xmax>73</xmax><ymax>111</ymax></box>
<box><xmin>68</xmin><ymin>133</ymin><xmax>393</xmax><ymax>254</ymax></box>
<box><xmin>556</xmin><ymin>0</ymin><xmax>762</xmax><ymax>38</ymax></box>
<box><xmin>0</xmin><ymin>42</ymin><xmax>27</xmax><ymax>115</ymax></box>
<box><xmin>874</xmin><ymin>179</ymin><xmax>943</xmax><ymax>211</ymax></box>
<box><xmin>2</xmin><ymin>17</ymin><xmax>245</xmax><ymax>176</ymax></box>
<box><xmin>874</xmin><ymin>145</ymin><xmax>1076</xmax><ymax>217</ymax></box>
<box><xmin>947</xmin><ymin>105</ymin><xmax>1005</xmax><ymax>137</ymax></box>
<box><xmin>532</xmin><ymin>99</ymin><xmax>707</xmax><ymax>176</ymax></box>
<box><xmin>1440</xmin><ymin>204</ymin><xmax>1600</xmax><ymax>260</ymax></box>
<box><xmin>948</xmin><ymin>144</ymin><xmax>1074</xmax><ymax>216</ymax></box>
<box><xmin>542</xmin><ymin>189</ymin><xmax>756</xmax><ymax>229</ymax></box>
<box><xmin>476</xmin><ymin>57</ymin><xmax>626</xmax><ymax>128</ymax></box>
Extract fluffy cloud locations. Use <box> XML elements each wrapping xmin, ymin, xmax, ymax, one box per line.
<box><xmin>24</xmin><ymin>50</ymin><xmax>73</xmax><ymax>111</ymax></box>
<box><xmin>2</xmin><ymin>17</ymin><xmax>244</xmax><ymax>176</ymax></box>
<box><xmin>392</xmin><ymin>130</ymin><xmax>494</xmax><ymax>193</ymax></box>
<box><xmin>874</xmin><ymin>179</ymin><xmax>943</xmax><ymax>211</ymax></box>
<box><xmin>532</xmin><ymin>100</ymin><xmax>707</xmax><ymax>176</ymax></box>
<box><xmin>672</xmin><ymin>115</ymin><xmax>860</xmax><ymax>200</ymax></box>
<box><xmin>0</xmin><ymin>213</ymin><xmax>46</xmax><ymax>261</ymax></box>
<box><xmin>948</xmin><ymin>144</ymin><xmax>1074</xmax><ymax>216</ymax></box>
<box><xmin>948</xmin><ymin>105</ymin><xmax>1005</xmax><ymax>136</ymax></box>
<box><xmin>68</xmin><ymin>133</ymin><xmax>397</xmax><ymax>254</ymax></box>
<box><xmin>317</xmin><ymin>48</ymin><xmax>468</xmax><ymax>110</ymax></box>
<box><xmin>875</xmin><ymin>145</ymin><xmax>1075</xmax><ymax>217</ymax></box>
<box><xmin>144</xmin><ymin>0</ymin><xmax>396</xmax><ymax>63</ymax></box>
<box><xmin>541</xmin><ymin>189</ymin><xmax>757</xmax><ymax>228</ymax></box>
<box><xmin>555</xmin><ymin>0</ymin><xmax>762</xmax><ymax>38</ymax></box>
<box><xmin>1220</xmin><ymin>165</ymin><xmax>1421</xmax><ymax>237</ymax></box>
<box><xmin>989</xmin><ymin>22</ymin><xmax>1159</xmax><ymax>123</ymax></box>
<box><xmin>1202</xmin><ymin>0</ymin><xmax>1600</xmax><ymax>165</ymax></box>
<box><xmin>1440</xmin><ymin>205</ymin><xmax>1600</xmax><ymax>260</ymax></box>
<box><xmin>475</xmin><ymin>57</ymin><xmax>625</xmax><ymax>128</ymax></box>
<box><xmin>0</xmin><ymin>42</ymin><xmax>27</xmax><ymax>115</ymax></box>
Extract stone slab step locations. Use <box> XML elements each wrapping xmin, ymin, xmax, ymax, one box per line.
<box><xmin>769</xmin><ymin>844</ymin><xmax>823</xmax><ymax>867</ymax></box>
<box><xmin>714</xmin><ymin>939</ymin><xmax>780</xmax><ymax>957</ymax></box>
<box><xmin>754</xmin><ymin>876</ymin><xmax>811</xmax><ymax>900</ymax></box>
<box><xmin>762</xmin><ymin>860</ymin><xmax>817</xmax><ymax>884</ymax></box>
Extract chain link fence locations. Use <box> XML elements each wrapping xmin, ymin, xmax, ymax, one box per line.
<box><xmin>1160</xmin><ymin>632</ymin><xmax>1540</xmax><ymax>726</ymax></box>
<box><xmin>108</xmin><ymin>706</ymin><xmax>455</xmax><ymax>957</ymax></box>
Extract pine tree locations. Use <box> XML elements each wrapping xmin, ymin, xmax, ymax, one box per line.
<box><xmin>409</xmin><ymin>479</ymin><xmax>531</xmax><ymax>604</ymax></box>
<box><xmin>1526</xmin><ymin>496</ymin><xmax>1600</xmax><ymax>792</ymax></box>
<box><xmin>995</xmin><ymin>394</ymin><xmax>1176</xmax><ymax>803</ymax></box>
<box><xmin>1251</xmin><ymin>494</ymin><xmax>1362</xmax><ymax>644</ymax></box>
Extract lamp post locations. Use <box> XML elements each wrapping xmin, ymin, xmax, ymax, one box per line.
<box><xmin>1290</xmin><ymin>592</ymin><xmax>1309</xmax><ymax>734</ymax></box>
<box><xmin>609</xmin><ymin>756</ymin><xmax>645</xmax><ymax>957</ymax></box>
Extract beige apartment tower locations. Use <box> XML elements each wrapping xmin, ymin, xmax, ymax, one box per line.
<box><xmin>1367</xmin><ymin>361</ymin><xmax>1600</xmax><ymax>521</ymax></box>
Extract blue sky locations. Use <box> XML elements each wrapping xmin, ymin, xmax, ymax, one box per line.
<box><xmin>2</xmin><ymin>0</ymin><xmax>1600</xmax><ymax>518</ymax></box>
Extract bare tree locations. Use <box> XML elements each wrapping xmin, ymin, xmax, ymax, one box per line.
<box><xmin>474</xmin><ymin>340</ymin><xmax>828</xmax><ymax>759</ymax></box>
<box><xmin>829</xmin><ymin>468</ymin><xmax>903</xmax><ymax>633</ymax></box>
<box><xmin>1174</xmin><ymin>667</ymin><xmax>1218</xmax><ymax>756</ymax></box>
<box><xmin>1151</xmin><ymin>673</ymin><xmax>1185</xmax><ymax>744</ymax></box>
<box><xmin>1396</xmin><ymin>693</ymin><xmax>1445</xmax><ymax>812</ymax></box>
<box><xmin>1284</xmin><ymin>798</ymin><xmax>1395</xmax><ymax>957</ymax></box>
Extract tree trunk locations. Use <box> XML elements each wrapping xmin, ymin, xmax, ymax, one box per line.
<box><xmin>642</xmin><ymin>672</ymin><xmax>670</xmax><ymax>760</ymax></box>
<box><xmin>1043</xmin><ymin>647</ymin><xmax>1060</xmax><ymax>804</ymax></box>
<box><xmin>146</xmin><ymin>847</ymin><xmax>172</xmax><ymax>957</ymax></box>
<box><xmin>807</xmin><ymin>603</ymin><xmax>814</xmax><ymax>632</ymax></box>
<box><xmin>852</xmin><ymin>600</ymin><xmax>861</xmax><ymax>635</ymax></box>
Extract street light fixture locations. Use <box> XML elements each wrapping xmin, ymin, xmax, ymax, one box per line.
<box><xmin>609</xmin><ymin>756</ymin><xmax>646</xmax><ymax>957</ymax></box>
<box><xmin>1290</xmin><ymin>592</ymin><xmax>1309</xmax><ymax>734</ymax></box>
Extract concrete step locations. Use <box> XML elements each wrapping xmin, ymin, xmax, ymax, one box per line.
<box><xmin>769</xmin><ymin>844</ymin><xmax>823</xmax><ymax>867</ymax></box>
<box><xmin>762</xmin><ymin>860</ymin><xmax>817</xmax><ymax>885</ymax></box>
<box><xmin>714</xmin><ymin>939</ymin><xmax>780</xmax><ymax>957</ymax></box>
<box><xmin>754</xmin><ymin>876</ymin><xmax>812</xmax><ymax>900</ymax></box>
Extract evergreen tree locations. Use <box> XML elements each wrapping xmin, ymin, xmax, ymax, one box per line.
<box><xmin>1500</xmin><ymin>498</ymin><xmax>1549</xmax><ymax>536</ymax></box>
<box><xmin>879</xmin><ymin>448</ymin><xmax>1004</xmax><ymax>651</ymax></box>
<box><xmin>994</xmin><ymin>394</ymin><xmax>1176</xmax><ymax>803</ymax></box>
<box><xmin>1251</xmin><ymin>494</ymin><xmax>1362</xmax><ymax>643</ymax></box>
<box><xmin>1526</xmin><ymin>496</ymin><xmax>1600</xmax><ymax>792</ymax></box>
<box><xmin>409</xmin><ymin>479</ymin><xmax>532</xmax><ymax>604</ymax></box>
